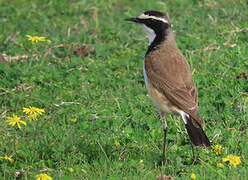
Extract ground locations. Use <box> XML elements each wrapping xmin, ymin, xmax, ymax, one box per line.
<box><xmin>0</xmin><ymin>0</ymin><xmax>247</xmax><ymax>179</ymax></box>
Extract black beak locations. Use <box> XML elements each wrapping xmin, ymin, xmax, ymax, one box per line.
<box><xmin>125</xmin><ymin>17</ymin><xmax>140</xmax><ymax>23</ymax></box>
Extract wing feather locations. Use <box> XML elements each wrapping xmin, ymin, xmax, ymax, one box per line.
<box><xmin>145</xmin><ymin>50</ymin><xmax>204</xmax><ymax>125</ymax></box>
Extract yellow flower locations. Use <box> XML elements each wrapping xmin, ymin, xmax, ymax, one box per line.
<box><xmin>6</xmin><ymin>114</ymin><xmax>26</xmax><ymax>128</ymax></box>
<box><xmin>217</xmin><ymin>163</ymin><xmax>224</xmax><ymax>168</ymax></box>
<box><xmin>26</xmin><ymin>35</ymin><xmax>51</xmax><ymax>44</ymax></box>
<box><xmin>71</xmin><ymin>118</ymin><xmax>78</xmax><ymax>123</ymax></box>
<box><xmin>211</xmin><ymin>145</ymin><xmax>223</xmax><ymax>155</ymax></box>
<box><xmin>0</xmin><ymin>155</ymin><xmax>14</xmax><ymax>163</ymax></box>
<box><xmin>223</xmin><ymin>155</ymin><xmax>241</xmax><ymax>168</ymax></box>
<box><xmin>68</xmin><ymin>168</ymin><xmax>74</xmax><ymax>173</ymax></box>
<box><xmin>26</xmin><ymin>35</ymin><xmax>46</xmax><ymax>43</ymax></box>
<box><xmin>23</xmin><ymin>107</ymin><xmax>45</xmax><ymax>120</ymax></box>
<box><xmin>114</xmin><ymin>141</ymin><xmax>120</xmax><ymax>147</ymax></box>
<box><xmin>229</xmin><ymin>102</ymin><xmax>233</xmax><ymax>105</ymax></box>
<box><xmin>35</xmin><ymin>173</ymin><xmax>53</xmax><ymax>180</ymax></box>
<box><xmin>190</xmin><ymin>173</ymin><xmax>196</xmax><ymax>179</ymax></box>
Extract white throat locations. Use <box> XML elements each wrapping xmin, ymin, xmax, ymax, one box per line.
<box><xmin>142</xmin><ymin>25</ymin><xmax>156</xmax><ymax>45</ymax></box>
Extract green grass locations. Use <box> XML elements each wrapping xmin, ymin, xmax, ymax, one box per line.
<box><xmin>0</xmin><ymin>0</ymin><xmax>248</xmax><ymax>179</ymax></box>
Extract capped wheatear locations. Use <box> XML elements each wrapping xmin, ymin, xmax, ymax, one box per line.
<box><xmin>125</xmin><ymin>10</ymin><xmax>210</xmax><ymax>165</ymax></box>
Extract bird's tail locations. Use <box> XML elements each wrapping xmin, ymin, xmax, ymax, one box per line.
<box><xmin>185</xmin><ymin>116</ymin><xmax>210</xmax><ymax>147</ymax></box>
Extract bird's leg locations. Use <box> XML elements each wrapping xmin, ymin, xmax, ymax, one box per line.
<box><xmin>191</xmin><ymin>143</ymin><xmax>195</xmax><ymax>162</ymax></box>
<box><xmin>160</xmin><ymin>112</ymin><xmax>167</xmax><ymax>166</ymax></box>
<box><xmin>190</xmin><ymin>143</ymin><xmax>199</xmax><ymax>164</ymax></box>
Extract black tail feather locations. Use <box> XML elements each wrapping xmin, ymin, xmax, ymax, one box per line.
<box><xmin>185</xmin><ymin>116</ymin><xmax>210</xmax><ymax>147</ymax></box>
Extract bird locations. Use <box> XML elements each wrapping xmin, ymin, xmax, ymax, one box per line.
<box><xmin>125</xmin><ymin>10</ymin><xmax>210</xmax><ymax>165</ymax></box>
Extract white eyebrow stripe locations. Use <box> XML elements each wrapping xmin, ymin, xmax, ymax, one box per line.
<box><xmin>138</xmin><ymin>13</ymin><xmax>168</xmax><ymax>24</ymax></box>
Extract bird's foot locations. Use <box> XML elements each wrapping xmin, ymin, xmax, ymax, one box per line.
<box><xmin>158</xmin><ymin>158</ymin><xmax>166</xmax><ymax>167</ymax></box>
<box><xmin>191</xmin><ymin>158</ymin><xmax>200</xmax><ymax>165</ymax></box>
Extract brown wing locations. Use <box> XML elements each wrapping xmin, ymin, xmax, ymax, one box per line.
<box><xmin>145</xmin><ymin>48</ymin><xmax>204</xmax><ymax>125</ymax></box>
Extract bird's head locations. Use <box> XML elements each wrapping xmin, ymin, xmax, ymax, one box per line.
<box><xmin>125</xmin><ymin>10</ymin><xmax>171</xmax><ymax>45</ymax></box>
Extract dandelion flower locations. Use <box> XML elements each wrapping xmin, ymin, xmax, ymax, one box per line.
<box><xmin>71</xmin><ymin>118</ymin><xmax>78</xmax><ymax>123</ymax></box>
<box><xmin>26</xmin><ymin>35</ymin><xmax>47</xmax><ymax>43</ymax></box>
<box><xmin>114</xmin><ymin>141</ymin><xmax>120</xmax><ymax>147</ymax></box>
<box><xmin>0</xmin><ymin>155</ymin><xmax>14</xmax><ymax>163</ymax></box>
<box><xmin>26</xmin><ymin>35</ymin><xmax>51</xmax><ymax>44</ymax></box>
<box><xmin>35</xmin><ymin>173</ymin><xmax>52</xmax><ymax>180</ymax></box>
<box><xmin>68</xmin><ymin>168</ymin><xmax>74</xmax><ymax>173</ymax></box>
<box><xmin>217</xmin><ymin>163</ymin><xmax>224</xmax><ymax>168</ymax></box>
<box><xmin>6</xmin><ymin>114</ymin><xmax>26</xmax><ymax>128</ymax></box>
<box><xmin>223</xmin><ymin>155</ymin><xmax>241</xmax><ymax>168</ymax></box>
<box><xmin>211</xmin><ymin>145</ymin><xmax>224</xmax><ymax>155</ymax></box>
<box><xmin>190</xmin><ymin>173</ymin><xmax>196</xmax><ymax>179</ymax></box>
<box><xmin>23</xmin><ymin>107</ymin><xmax>45</xmax><ymax>120</ymax></box>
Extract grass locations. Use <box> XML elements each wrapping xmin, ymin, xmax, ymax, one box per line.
<box><xmin>0</xmin><ymin>0</ymin><xmax>247</xmax><ymax>179</ymax></box>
